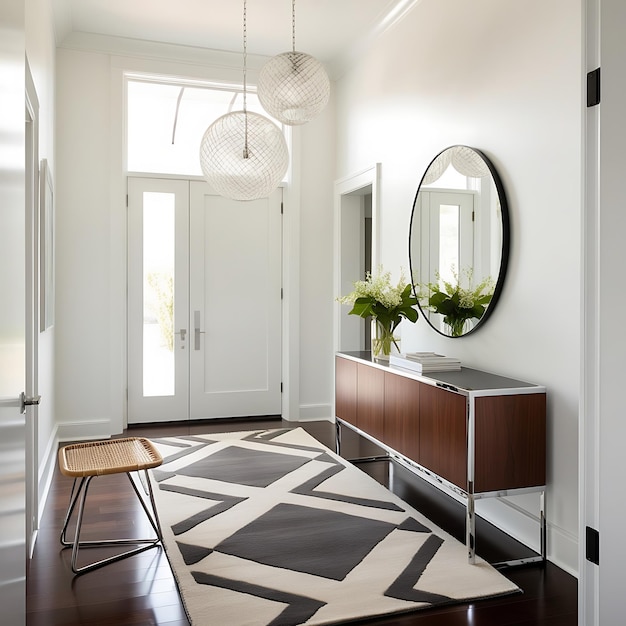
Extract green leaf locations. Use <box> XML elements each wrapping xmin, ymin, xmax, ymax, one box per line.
<box><xmin>349</xmin><ymin>298</ymin><xmax>374</xmax><ymax>318</ymax></box>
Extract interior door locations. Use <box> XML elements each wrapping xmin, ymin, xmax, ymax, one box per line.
<box><xmin>25</xmin><ymin>65</ymin><xmax>40</xmax><ymax>557</ymax></box>
<box><xmin>188</xmin><ymin>182</ymin><xmax>282</xmax><ymax>419</ymax></box>
<box><xmin>0</xmin><ymin>2</ymin><xmax>27</xmax><ymax>619</ymax></box>
<box><xmin>127</xmin><ymin>178</ymin><xmax>282</xmax><ymax>422</ymax></box>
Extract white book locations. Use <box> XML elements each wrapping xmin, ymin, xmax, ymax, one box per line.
<box><xmin>389</xmin><ymin>354</ymin><xmax>461</xmax><ymax>373</ymax></box>
<box><xmin>402</xmin><ymin>352</ymin><xmax>461</xmax><ymax>364</ymax></box>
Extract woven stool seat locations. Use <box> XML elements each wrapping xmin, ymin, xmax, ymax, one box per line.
<box><xmin>59</xmin><ymin>437</ymin><xmax>162</xmax><ymax>477</ymax></box>
<box><xmin>58</xmin><ymin>437</ymin><xmax>163</xmax><ymax>575</ymax></box>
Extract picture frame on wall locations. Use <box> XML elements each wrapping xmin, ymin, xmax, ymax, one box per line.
<box><xmin>40</xmin><ymin>158</ymin><xmax>54</xmax><ymax>330</ymax></box>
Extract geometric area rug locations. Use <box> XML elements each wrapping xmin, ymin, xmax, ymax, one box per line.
<box><xmin>149</xmin><ymin>428</ymin><xmax>520</xmax><ymax>626</ymax></box>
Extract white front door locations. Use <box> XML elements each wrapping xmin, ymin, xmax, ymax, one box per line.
<box><xmin>128</xmin><ymin>178</ymin><xmax>282</xmax><ymax>422</ymax></box>
<box><xmin>188</xmin><ymin>182</ymin><xmax>282</xmax><ymax>419</ymax></box>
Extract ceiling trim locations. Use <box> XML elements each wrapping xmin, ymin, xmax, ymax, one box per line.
<box><xmin>57</xmin><ymin>31</ymin><xmax>272</xmax><ymax>73</ymax></box>
<box><xmin>50</xmin><ymin>0</ymin><xmax>72</xmax><ymax>46</ymax></box>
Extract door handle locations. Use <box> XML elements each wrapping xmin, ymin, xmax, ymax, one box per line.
<box><xmin>175</xmin><ymin>329</ymin><xmax>187</xmax><ymax>341</ymax></box>
<box><xmin>194</xmin><ymin>311</ymin><xmax>204</xmax><ymax>350</ymax></box>
<box><xmin>20</xmin><ymin>391</ymin><xmax>41</xmax><ymax>414</ymax></box>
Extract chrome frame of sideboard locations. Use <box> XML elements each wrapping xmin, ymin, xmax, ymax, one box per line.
<box><xmin>334</xmin><ymin>354</ymin><xmax>547</xmax><ymax>569</ymax></box>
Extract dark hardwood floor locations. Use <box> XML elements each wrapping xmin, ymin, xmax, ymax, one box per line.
<box><xmin>27</xmin><ymin>418</ymin><xmax>577</xmax><ymax>625</ymax></box>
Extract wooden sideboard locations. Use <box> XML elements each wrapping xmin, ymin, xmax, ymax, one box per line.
<box><xmin>335</xmin><ymin>351</ymin><xmax>547</xmax><ymax>566</ymax></box>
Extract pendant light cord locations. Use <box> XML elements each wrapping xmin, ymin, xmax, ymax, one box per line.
<box><xmin>292</xmin><ymin>0</ymin><xmax>296</xmax><ymax>53</ymax></box>
<box><xmin>242</xmin><ymin>0</ymin><xmax>249</xmax><ymax>158</ymax></box>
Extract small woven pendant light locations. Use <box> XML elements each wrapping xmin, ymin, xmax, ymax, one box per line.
<box><xmin>258</xmin><ymin>0</ymin><xmax>330</xmax><ymax>125</ymax></box>
<box><xmin>199</xmin><ymin>0</ymin><xmax>288</xmax><ymax>201</ymax></box>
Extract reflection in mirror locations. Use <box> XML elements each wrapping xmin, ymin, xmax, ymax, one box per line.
<box><xmin>409</xmin><ymin>146</ymin><xmax>509</xmax><ymax>337</ymax></box>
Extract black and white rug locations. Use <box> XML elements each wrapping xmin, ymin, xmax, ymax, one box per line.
<box><xmin>149</xmin><ymin>428</ymin><xmax>519</xmax><ymax>625</ymax></box>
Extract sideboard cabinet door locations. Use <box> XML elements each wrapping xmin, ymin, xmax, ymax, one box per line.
<box><xmin>356</xmin><ymin>363</ymin><xmax>385</xmax><ymax>441</ymax></box>
<box><xmin>335</xmin><ymin>356</ymin><xmax>357</xmax><ymax>427</ymax></box>
<box><xmin>474</xmin><ymin>393</ymin><xmax>547</xmax><ymax>492</ymax></box>
<box><xmin>419</xmin><ymin>383</ymin><xmax>467</xmax><ymax>489</ymax></box>
<box><xmin>384</xmin><ymin>372</ymin><xmax>420</xmax><ymax>463</ymax></box>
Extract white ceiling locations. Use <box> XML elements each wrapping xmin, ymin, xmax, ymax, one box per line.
<box><xmin>51</xmin><ymin>0</ymin><xmax>418</xmax><ymax>66</ymax></box>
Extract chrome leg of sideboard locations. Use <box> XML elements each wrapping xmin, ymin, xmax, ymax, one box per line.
<box><xmin>467</xmin><ymin>485</ymin><xmax>476</xmax><ymax>564</ymax></box>
<box><xmin>540</xmin><ymin>489</ymin><xmax>547</xmax><ymax>559</ymax></box>
<box><xmin>492</xmin><ymin>489</ymin><xmax>547</xmax><ymax>569</ymax></box>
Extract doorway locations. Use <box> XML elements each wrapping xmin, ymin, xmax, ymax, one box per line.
<box><xmin>127</xmin><ymin>177</ymin><xmax>283</xmax><ymax>423</ymax></box>
<box><xmin>334</xmin><ymin>164</ymin><xmax>380</xmax><ymax>352</ymax></box>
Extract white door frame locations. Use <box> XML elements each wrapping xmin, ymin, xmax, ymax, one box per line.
<box><xmin>112</xmin><ymin>68</ymin><xmax>302</xmax><ymax>428</ymax></box>
<box><xmin>333</xmin><ymin>164</ymin><xmax>381</xmax><ymax>353</ymax></box>
<box><xmin>581</xmin><ymin>1</ymin><xmax>626</xmax><ymax>624</ymax></box>
<box><xmin>581</xmin><ymin>0</ymin><xmax>599</xmax><ymax>620</ymax></box>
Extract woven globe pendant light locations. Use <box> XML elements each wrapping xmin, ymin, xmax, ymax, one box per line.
<box><xmin>258</xmin><ymin>0</ymin><xmax>330</xmax><ymax>125</ymax></box>
<box><xmin>199</xmin><ymin>0</ymin><xmax>288</xmax><ymax>201</ymax></box>
<box><xmin>199</xmin><ymin>110</ymin><xmax>288</xmax><ymax>201</ymax></box>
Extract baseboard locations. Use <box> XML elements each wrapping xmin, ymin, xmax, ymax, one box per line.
<box><xmin>56</xmin><ymin>419</ymin><xmax>114</xmax><ymax>442</ymax></box>
<box><xmin>290</xmin><ymin>403</ymin><xmax>333</xmax><ymax>422</ymax></box>
<box><xmin>37</xmin><ymin>422</ymin><xmax>60</xmax><ymax>526</ymax></box>
<box><xmin>546</xmin><ymin>522</ymin><xmax>579</xmax><ymax>577</ymax></box>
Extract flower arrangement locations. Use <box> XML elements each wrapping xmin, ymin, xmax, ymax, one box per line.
<box><xmin>418</xmin><ymin>266</ymin><xmax>494</xmax><ymax>337</ymax></box>
<box><xmin>338</xmin><ymin>266</ymin><xmax>419</xmax><ymax>359</ymax></box>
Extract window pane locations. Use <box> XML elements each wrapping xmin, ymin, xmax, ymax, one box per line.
<box><xmin>127</xmin><ymin>79</ymin><xmax>285</xmax><ymax>176</ymax></box>
<box><xmin>143</xmin><ymin>192</ymin><xmax>175</xmax><ymax>396</ymax></box>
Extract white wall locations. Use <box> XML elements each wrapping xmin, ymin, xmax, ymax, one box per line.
<box><xmin>298</xmin><ymin>94</ymin><xmax>336</xmax><ymax>420</ymax></box>
<box><xmin>333</xmin><ymin>0</ymin><xmax>581</xmax><ymax>574</ymax></box>
<box><xmin>55</xmin><ymin>48</ymin><xmax>115</xmax><ymax>439</ymax></box>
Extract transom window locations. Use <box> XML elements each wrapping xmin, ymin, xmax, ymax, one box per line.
<box><xmin>126</xmin><ymin>75</ymin><xmax>288</xmax><ymax>176</ymax></box>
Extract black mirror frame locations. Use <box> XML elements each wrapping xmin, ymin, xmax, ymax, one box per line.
<box><xmin>408</xmin><ymin>145</ymin><xmax>510</xmax><ymax>338</ymax></box>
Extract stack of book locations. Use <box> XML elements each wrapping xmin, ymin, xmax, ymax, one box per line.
<box><xmin>389</xmin><ymin>352</ymin><xmax>462</xmax><ymax>373</ymax></box>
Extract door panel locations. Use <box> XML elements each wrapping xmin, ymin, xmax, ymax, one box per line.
<box><xmin>189</xmin><ymin>182</ymin><xmax>282</xmax><ymax>419</ymax></box>
<box><xmin>128</xmin><ymin>178</ymin><xmax>189</xmax><ymax>423</ymax></box>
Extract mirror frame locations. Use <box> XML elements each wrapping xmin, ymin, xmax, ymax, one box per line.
<box><xmin>409</xmin><ymin>145</ymin><xmax>510</xmax><ymax>338</ymax></box>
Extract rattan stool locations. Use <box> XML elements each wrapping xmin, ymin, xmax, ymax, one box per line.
<box><xmin>58</xmin><ymin>437</ymin><xmax>164</xmax><ymax>575</ymax></box>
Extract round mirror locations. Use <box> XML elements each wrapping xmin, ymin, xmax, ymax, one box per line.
<box><xmin>409</xmin><ymin>145</ymin><xmax>509</xmax><ymax>337</ymax></box>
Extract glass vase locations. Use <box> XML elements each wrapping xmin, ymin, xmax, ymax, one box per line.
<box><xmin>446</xmin><ymin>317</ymin><xmax>468</xmax><ymax>337</ymax></box>
<box><xmin>371</xmin><ymin>319</ymin><xmax>399</xmax><ymax>361</ymax></box>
